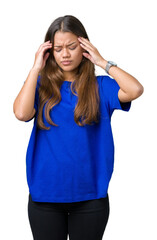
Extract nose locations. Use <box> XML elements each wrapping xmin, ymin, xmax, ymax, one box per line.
<box><xmin>62</xmin><ymin>48</ymin><xmax>71</xmax><ymax>58</ymax></box>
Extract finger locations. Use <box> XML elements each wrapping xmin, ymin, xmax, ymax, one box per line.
<box><xmin>38</xmin><ymin>41</ymin><xmax>52</xmax><ymax>51</ymax></box>
<box><xmin>43</xmin><ymin>52</ymin><xmax>50</xmax><ymax>63</ymax></box>
<box><xmin>42</xmin><ymin>46</ymin><xmax>52</xmax><ymax>52</ymax></box>
<box><xmin>83</xmin><ymin>52</ymin><xmax>93</xmax><ymax>62</ymax></box>
<box><xmin>79</xmin><ymin>41</ymin><xmax>93</xmax><ymax>52</ymax></box>
<box><xmin>38</xmin><ymin>43</ymin><xmax>52</xmax><ymax>53</ymax></box>
<box><xmin>83</xmin><ymin>52</ymin><xmax>90</xmax><ymax>59</ymax></box>
<box><xmin>80</xmin><ymin>42</ymin><xmax>93</xmax><ymax>53</ymax></box>
<box><xmin>41</xmin><ymin>40</ymin><xmax>51</xmax><ymax>45</ymax></box>
<box><xmin>39</xmin><ymin>43</ymin><xmax>52</xmax><ymax>51</ymax></box>
<box><xmin>40</xmin><ymin>47</ymin><xmax>52</xmax><ymax>58</ymax></box>
<box><xmin>78</xmin><ymin>37</ymin><xmax>95</xmax><ymax>49</ymax></box>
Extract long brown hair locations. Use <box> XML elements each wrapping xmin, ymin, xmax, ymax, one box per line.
<box><xmin>37</xmin><ymin>15</ymin><xmax>100</xmax><ymax>130</ymax></box>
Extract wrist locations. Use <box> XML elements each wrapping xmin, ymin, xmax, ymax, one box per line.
<box><xmin>105</xmin><ymin>61</ymin><xmax>118</xmax><ymax>74</ymax></box>
<box><xmin>99</xmin><ymin>59</ymin><xmax>107</xmax><ymax>69</ymax></box>
<box><xmin>31</xmin><ymin>66</ymin><xmax>41</xmax><ymax>74</ymax></box>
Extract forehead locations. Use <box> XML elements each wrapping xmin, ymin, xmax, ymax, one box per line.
<box><xmin>54</xmin><ymin>31</ymin><xmax>77</xmax><ymax>46</ymax></box>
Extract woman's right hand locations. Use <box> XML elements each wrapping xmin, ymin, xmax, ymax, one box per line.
<box><xmin>32</xmin><ymin>40</ymin><xmax>52</xmax><ymax>72</ymax></box>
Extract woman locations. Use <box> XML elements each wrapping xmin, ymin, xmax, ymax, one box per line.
<box><xmin>13</xmin><ymin>15</ymin><xmax>144</xmax><ymax>240</ymax></box>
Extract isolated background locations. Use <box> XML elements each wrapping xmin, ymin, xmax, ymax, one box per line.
<box><xmin>1</xmin><ymin>0</ymin><xmax>156</xmax><ymax>239</ymax></box>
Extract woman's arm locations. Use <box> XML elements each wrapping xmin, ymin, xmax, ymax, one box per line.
<box><xmin>13</xmin><ymin>40</ymin><xmax>52</xmax><ymax>121</ymax></box>
<box><xmin>99</xmin><ymin>59</ymin><xmax>144</xmax><ymax>102</ymax></box>
<box><xmin>77</xmin><ymin>37</ymin><xmax>144</xmax><ymax>102</ymax></box>
<box><xmin>13</xmin><ymin>68</ymin><xmax>39</xmax><ymax>121</ymax></box>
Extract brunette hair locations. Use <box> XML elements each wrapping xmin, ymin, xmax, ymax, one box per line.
<box><xmin>37</xmin><ymin>15</ymin><xmax>100</xmax><ymax>130</ymax></box>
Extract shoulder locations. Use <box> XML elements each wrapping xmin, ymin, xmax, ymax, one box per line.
<box><xmin>96</xmin><ymin>75</ymin><xmax>119</xmax><ymax>90</ymax></box>
<box><xmin>96</xmin><ymin>74</ymin><xmax>116</xmax><ymax>84</ymax></box>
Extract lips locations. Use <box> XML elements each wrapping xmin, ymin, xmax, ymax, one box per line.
<box><xmin>61</xmin><ymin>61</ymin><xmax>72</xmax><ymax>65</ymax></box>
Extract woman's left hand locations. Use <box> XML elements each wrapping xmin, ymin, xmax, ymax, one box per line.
<box><xmin>78</xmin><ymin>37</ymin><xmax>105</xmax><ymax>67</ymax></box>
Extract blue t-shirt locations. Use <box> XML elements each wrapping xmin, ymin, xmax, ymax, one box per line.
<box><xmin>25</xmin><ymin>75</ymin><xmax>131</xmax><ymax>202</ymax></box>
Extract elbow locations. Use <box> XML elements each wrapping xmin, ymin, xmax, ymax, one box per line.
<box><xmin>137</xmin><ymin>84</ymin><xmax>144</xmax><ymax>97</ymax></box>
<box><xmin>132</xmin><ymin>84</ymin><xmax>144</xmax><ymax>100</ymax></box>
<box><xmin>14</xmin><ymin>107</ymin><xmax>36</xmax><ymax>122</ymax></box>
<box><xmin>14</xmin><ymin>110</ymin><xmax>25</xmax><ymax>121</ymax></box>
<box><xmin>13</xmin><ymin>101</ymin><xmax>24</xmax><ymax>121</ymax></box>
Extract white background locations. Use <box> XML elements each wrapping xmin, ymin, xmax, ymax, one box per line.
<box><xmin>0</xmin><ymin>0</ymin><xmax>156</xmax><ymax>239</ymax></box>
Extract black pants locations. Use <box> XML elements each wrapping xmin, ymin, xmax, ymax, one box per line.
<box><xmin>28</xmin><ymin>193</ymin><xmax>110</xmax><ymax>240</ymax></box>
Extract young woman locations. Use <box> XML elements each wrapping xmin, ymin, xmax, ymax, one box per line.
<box><xmin>13</xmin><ymin>15</ymin><xmax>144</xmax><ymax>240</ymax></box>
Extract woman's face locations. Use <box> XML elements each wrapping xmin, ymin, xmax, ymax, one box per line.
<box><xmin>53</xmin><ymin>31</ymin><xmax>84</xmax><ymax>78</ymax></box>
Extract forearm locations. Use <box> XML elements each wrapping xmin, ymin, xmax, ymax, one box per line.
<box><xmin>13</xmin><ymin>68</ymin><xmax>39</xmax><ymax>120</ymax></box>
<box><xmin>99</xmin><ymin>59</ymin><xmax>144</xmax><ymax>98</ymax></box>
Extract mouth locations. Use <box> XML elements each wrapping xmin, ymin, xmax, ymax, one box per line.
<box><xmin>61</xmin><ymin>61</ymin><xmax>72</xmax><ymax>65</ymax></box>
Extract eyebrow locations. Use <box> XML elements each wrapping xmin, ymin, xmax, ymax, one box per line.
<box><xmin>54</xmin><ymin>41</ymin><xmax>77</xmax><ymax>48</ymax></box>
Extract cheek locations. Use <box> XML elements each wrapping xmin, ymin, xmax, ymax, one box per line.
<box><xmin>74</xmin><ymin>48</ymin><xmax>83</xmax><ymax>59</ymax></box>
<box><xmin>53</xmin><ymin>52</ymin><xmax>60</xmax><ymax>62</ymax></box>
<box><xmin>77</xmin><ymin>45</ymin><xmax>84</xmax><ymax>54</ymax></box>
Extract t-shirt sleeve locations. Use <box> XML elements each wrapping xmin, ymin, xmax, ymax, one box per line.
<box><xmin>25</xmin><ymin>75</ymin><xmax>41</xmax><ymax>122</ymax></box>
<box><xmin>99</xmin><ymin>75</ymin><xmax>131</xmax><ymax>115</ymax></box>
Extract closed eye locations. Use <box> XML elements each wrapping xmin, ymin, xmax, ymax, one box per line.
<box><xmin>69</xmin><ymin>47</ymin><xmax>76</xmax><ymax>50</ymax></box>
<box><xmin>55</xmin><ymin>47</ymin><xmax>77</xmax><ymax>52</ymax></box>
